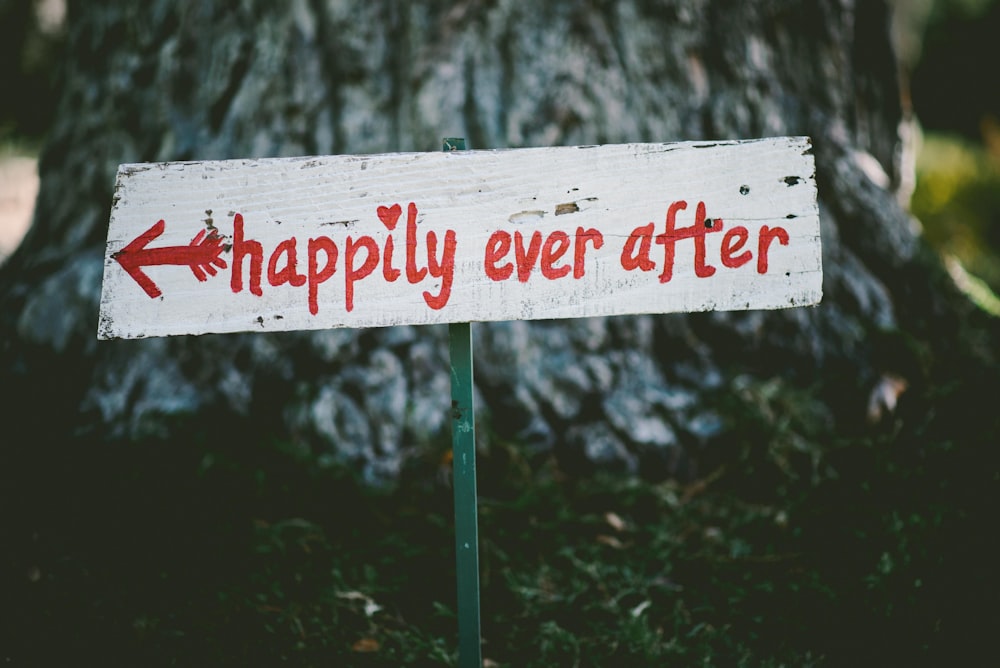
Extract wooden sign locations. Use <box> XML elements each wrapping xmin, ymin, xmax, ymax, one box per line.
<box><xmin>98</xmin><ymin>137</ymin><xmax>821</xmax><ymax>339</ymax></box>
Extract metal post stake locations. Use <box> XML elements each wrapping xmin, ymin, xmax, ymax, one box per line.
<box><xmin>444</xmin><ymin>137</ymin><xmax>482</xmax><ymax>668</ymax></box>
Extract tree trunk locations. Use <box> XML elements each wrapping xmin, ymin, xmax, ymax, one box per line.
<box><xmin>0</xmin><ymin>0</ymin><xmax>994</xmax><ymax>485</ymax></box>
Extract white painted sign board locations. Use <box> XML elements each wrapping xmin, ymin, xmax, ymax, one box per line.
<box><xmin>98</xmin><ymin>137</ymin><xmax>821</xmax><ymax>339</ymax></box>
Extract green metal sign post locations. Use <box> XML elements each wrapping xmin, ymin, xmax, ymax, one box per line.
<box><xmin>444</xmin><ymin>138</ymin><xmax>483</xmax><ymax>668</ymax></box>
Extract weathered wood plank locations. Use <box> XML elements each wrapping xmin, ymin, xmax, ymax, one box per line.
<box><xmin>98</xmin><ymin>137</ymin><xmax>821</xmax><ymax>339</ymax></box>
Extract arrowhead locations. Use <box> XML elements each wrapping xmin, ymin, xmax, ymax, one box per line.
<box><xmin>114</xmin><ymin>219</ymin><xmax>165</xmax><ymax>298</ymax></box>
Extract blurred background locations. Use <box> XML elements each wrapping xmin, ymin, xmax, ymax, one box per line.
<box><xmin>0</xmin><ymin>0</ymin><xmax>61</xmax><ymax>263</ymax></box>
<box><xmin>3</xmin><ymin>0</ymin><xmax>999</xmax><ymax>308</ymax></box>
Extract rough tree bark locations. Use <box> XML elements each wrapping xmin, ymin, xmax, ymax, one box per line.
<box><xmin>0</xmin><ymin>0</ymin><xmax>994</xmax><ymax>485</ymax></box>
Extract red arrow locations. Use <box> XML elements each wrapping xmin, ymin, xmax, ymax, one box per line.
<box><xmin>113</xmin><ymin>219</ymin><xmax>229</xmax><ymax>298</ymax></box>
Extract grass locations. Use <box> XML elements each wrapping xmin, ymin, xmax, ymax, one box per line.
<box><xmin>4</xmin><ymin>358</ymin><xmax>997</xmax><ymax>667</ymax></box>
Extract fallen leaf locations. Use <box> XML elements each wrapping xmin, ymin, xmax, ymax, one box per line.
<box><xmin>596</xmin><ymin>534</ymin><xmax>625</xmax><ymax>549</ymax></box>
<box><xmin>336</xmin><ymin>590</ymin><xmax>383</xmax><ymax>617</ymax></box>
<box><xmin>630</xmin><ymin>600</ymin><xmax>652</xmax><ymax>618</ymax></box>
<box><xmin>352</xmin><ymin>637</ymin><xmax>380</xmax><ymax>653</ymax></box>
<box><xmin>867</xmin><ymin>373</ymin><xmax>908</xmax><ymax>423</ymax></box>
<box><xmin>604</xmin><ymin>511</ymin><xmax>627</xmax><ymax>532</ymax></box>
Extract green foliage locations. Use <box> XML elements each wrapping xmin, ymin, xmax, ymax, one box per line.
<box><xmin>5</xmin><ymin>348</ymin><xmax>998</xmax><ymax>666</ymax></box>
<box><xmin>910</xmin><ymin>131</ymin><xmax>1000</xmax><ymax>310</ymax></box>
